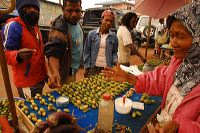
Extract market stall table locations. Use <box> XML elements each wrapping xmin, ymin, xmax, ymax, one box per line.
<box><xmin>16</xmin><ymin>90</ymin><xmax>162</xmax><ymax>133</ymax></box>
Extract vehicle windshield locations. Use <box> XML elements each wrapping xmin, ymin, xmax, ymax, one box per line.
<box><xmin>138</xmin><ymin>17</ymin><xmax>159</xmax><ymax>27</ymax></box>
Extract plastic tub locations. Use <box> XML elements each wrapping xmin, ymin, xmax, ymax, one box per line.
<box><xmin>115</xmin><ymin>97</ymin><xmax>132</xmax><ymax>114</ymax></box>
<box><xmin>56</xmin><ymin>96</ymin><xmax>69</xmax><ymax>108</ymax></box>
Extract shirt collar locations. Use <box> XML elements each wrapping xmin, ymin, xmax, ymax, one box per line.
<box><xmin>96</xmin><ymin>27</ymin><xmax>113</xmax><ymax>36</ymax></box>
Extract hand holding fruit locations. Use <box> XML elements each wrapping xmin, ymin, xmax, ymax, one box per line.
<box><xmin>147</xmin><ymin>121</ymin><xmax>179</xmax><ymax>133</ymax></box>
<box><xmin>48</xmin><ymin>73</ymin><xmax>61</xmax><ymax>89</ymax></box>
<box><xmin>30</xmin><ymin>112</ymin><xmax>81</xmax><ymax>133</ymax></box>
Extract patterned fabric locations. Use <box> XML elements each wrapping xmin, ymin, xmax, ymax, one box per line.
<box><xmin>172</xmin><ymin>1</ymin><xmax>200</xmax><ymax>96</ymax></box>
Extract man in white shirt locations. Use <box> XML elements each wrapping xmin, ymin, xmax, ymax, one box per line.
<box><xmin>117</xmin><ymin>12</ymin><xmax>146</xmax><ymax>66</ymax></box>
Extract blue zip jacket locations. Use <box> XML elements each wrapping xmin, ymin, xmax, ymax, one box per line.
<box><xmin>83</xmin><ymin>28</ymin><xmax>118</xmax><ymax>68</ymax></box>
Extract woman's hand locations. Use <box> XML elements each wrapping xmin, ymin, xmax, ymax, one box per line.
<box><xmin>147</xmin><ymin>121</ymin><xmax>179</xmax><ymax>133</ymax></box>
<box><xmin>101</xmin><ymin>63</ymin><xmax>137</xmax><ymax>85</ymax></box>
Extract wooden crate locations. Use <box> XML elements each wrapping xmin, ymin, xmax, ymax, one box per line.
<box><xmin>16</xmin><ymin>105</ymin><xmax>34</xmax><ymax>131</ymax></box>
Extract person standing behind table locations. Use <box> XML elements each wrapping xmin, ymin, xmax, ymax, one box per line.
<box><xmin>45</xmin><ymin>0</ymin><xmax>83</xmax><ymax>88</ymax></box>
<box><xmin>83</xmin><ymin>10</ymin><xmax>118</xmax><ymax>77</ymax></box>
<box><xmin>117</xmin><ymin>12</ymin><xmax>146</xmax><ymax>67</ymax></box>
<box><xmin>102</xmin><ymin>1</ymin><xmax>200</xmax><ymax>132</ymax></box>
<box><xmin>154</xmin><ymin>18</ymin><xmax>165</xmax><ymax>55</ymax></box>
<box><xmin>1</xmin><ymin>0</ymin><xmax>47</xmax><ymax>99</ymax></box>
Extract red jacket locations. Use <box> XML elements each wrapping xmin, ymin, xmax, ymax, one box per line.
<box><xmin>3</xmin><ymin>17</ymin><xmax>47</xmax><ymax>87</ymax></box>
<box><xmin>0</xmin><ymin>116</ymin><xmax>14</xmax><ymax>133</ymax></box>
<box><xmin>135</xmin><ymin>56</ymin><xmax>200</xmax><ymax>132</ymax></box>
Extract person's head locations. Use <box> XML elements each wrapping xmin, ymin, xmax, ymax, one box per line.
<box><xmin>168</xmin><ymin>1</ymin><xmax>200</xmax><ymax>96</ymax></box>
<box><xmin>99</xmin><ymin>10</ymin><xmax>115</xmax><ymax>33</ymax></box>
<box><xmin>166</xmin><ymin>17</ymin><xmax>192</xmax><ymax>59</ymax></box>
<box><xmin>166</xmin><ymin>2</ymin><xmax>199</xmax><ymax>59</ymax></box>
<box><xmin>62</xmin><ymin>0</ymin><xmax>82</xmax><ymax>25</ymax></box>
<box><xmin>121</xmin><ymin>12</ymin><xmax>137</xmax><ymax>30</ymax></box>
<box><xmin>16</xmin><ymin>0</ymin><xmax>40</xmax><ymax>27</ymax></box>
<box><xmin>159</xmin><ymin>18</ymin><xmax>164</xmax><ymax>24</ymax></box>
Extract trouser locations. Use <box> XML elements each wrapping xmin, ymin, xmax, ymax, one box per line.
<box><xmin>64</xmin><ymin>74</ymin><xmax>76</xmax><ymax>84</ymax></box>
<box><xmin>17</xmin><ymin>79</ymin><xmax>46</xmax><ymax>99</ymax></box>
<box><xmin>84</xmin><ymin>66</ymin><xmax>104</xmax><ymax>78</ymax></box>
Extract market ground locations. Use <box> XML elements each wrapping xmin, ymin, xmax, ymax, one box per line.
<box><xmin>0</xmin><ymin>47</ymin><xmax>156</xmax><ymax>98</ymax></box>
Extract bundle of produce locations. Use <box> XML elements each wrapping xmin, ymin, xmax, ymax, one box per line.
<box><xmin>57</xmin><ymin>75</ymin><xmax>131</xmax><ymax>112</ymax></box>
<box><xmin>0</xmin><ymin>98</ymin><xmax>12</xmax><ymax>120</ymax></box>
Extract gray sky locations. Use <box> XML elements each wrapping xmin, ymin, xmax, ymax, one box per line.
<box><xmin>46</xmin><ymin>0</ymin><xmax>105</xmax><ymax>10</ymax></box>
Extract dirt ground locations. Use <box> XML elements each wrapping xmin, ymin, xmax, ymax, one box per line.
<box><xmin>0</xmin><ymin>46</ymin><xmax>156</xmax><ymax>98</ymax></box>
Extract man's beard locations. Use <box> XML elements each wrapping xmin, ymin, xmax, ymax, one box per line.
<box><xmin>20</xmin><ymin>10</ymin><xmax>39</xmax><ymax>27</ymax></box>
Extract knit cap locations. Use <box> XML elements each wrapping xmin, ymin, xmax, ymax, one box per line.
<box><xmin>16</xmin><ymin>0</ymin><xmax>40</xmax><ymax>11</ymax></box>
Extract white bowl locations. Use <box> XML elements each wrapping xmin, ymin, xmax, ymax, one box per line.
<box><xmin>115</xmin><ymin>97</ymin><xmax>132</xmax><ymax>114</ymax></box>
<box><xmin>56</xmin><ymin>96</ymin><xmax>69</xmax><ymax>108</ymax></box>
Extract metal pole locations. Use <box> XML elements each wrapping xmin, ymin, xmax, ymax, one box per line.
<box><xmin>0</xmin><ymin>37</ymin><xmax>19</xmax><ymax>132</ymax></box>
<box><xmin>0</xmin><ymin>0</ymin><xmax>19</xmax><ymax>131</ymax></box>
<box><xmin>145</xmin><ymin>17</ymin><xmax>152</xmax><ymax>59</ymax></box>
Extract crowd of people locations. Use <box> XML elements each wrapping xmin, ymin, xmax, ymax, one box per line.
<box><xmin>1</xmin><ymin>0</ymin><xmax>146</xmax><ymax>95</ymax></box>
<box><xmin>0</xmin><ymin>0</ymin><xmax>199</xmax><ymax>132</ymax></box>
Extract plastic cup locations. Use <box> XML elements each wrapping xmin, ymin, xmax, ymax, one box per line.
<box><xmin>115</xmin><ymin>97</ymin><xmax>132</xmax><ymax>114</ymax></box>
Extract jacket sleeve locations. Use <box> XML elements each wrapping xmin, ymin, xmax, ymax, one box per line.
<box><xmin>135</xmin><ymin>66</ymin><xmax>168</xmax><ymax>96</ymax></box>
<box><xmin>44</xmin><ymin>30</ymin><xmax>67</xmax><ymax>59</ymax></box>
<box><xmin>113</xmin><ymin>35</ymin><xmax>118</xmax><ymax>63</ymax></box>
<box><xmin>83</xmin><ymin>31</ymin><xmax>92</xmax><ymax>68</ymax></box>
<box><xmin>175</xmin><ymin>86</ymin><xmax>200</xmax><ymax>133</ymax></box>
<box><xmin>177</xmin><ymin>116</ymin><xmax>200</xmax><ymax>133</ymax></box>
<box><xmin>2</xmin><ymin>21</ymin><xmax>22</xmax><ymax>66</ymax></box>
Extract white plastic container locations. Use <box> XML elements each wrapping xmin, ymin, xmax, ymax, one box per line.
<box><xmin>56</xmin><ymin>96</ymin><xmax>69</xmax><ymax>107</ymax></box>
<box><xmin>97</xmin><ymin>93</ymin><xmax>114</xmax><ymax>132</ymax></box>
<box><xmin>115</xmin><ymin>97</ymin><xmax>132</xmax><ymax>114</ymax></box>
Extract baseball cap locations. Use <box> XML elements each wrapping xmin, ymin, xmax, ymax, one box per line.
<box><xmin>101</xmin><ymin>10</ymin><xmax>115</xmax><ymax>20</ymax></box>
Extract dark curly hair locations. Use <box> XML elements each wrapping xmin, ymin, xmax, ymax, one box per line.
<box><xmin>121</xmin><ymin>12</ymin><xmax>137</xmax><ymax>29</ymax></box>
<box><xmin>62</xmin><ymin>0</ymin><xmax>82</xmax><ymax>10</ymax></box>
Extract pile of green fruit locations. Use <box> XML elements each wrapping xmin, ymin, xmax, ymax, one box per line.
<box><xmin>0</xmin><ymin>99</ymin><xmax>12</xmax><ymax>120</ymax></box>
<box><xmin>140</xmin><ymin>93</ymin><xmax>156</xmax><ymax>104</ymax></box>
<box><xmin>138</xmin><ymin>59</ymin><xmax>167</xmax><ymax>71</ymax></box>
<box><xmin>132</xmin><ymin>110</ymin><xmax>142</xmax><ymax>118</ymax></box>
<box><xmin>15</xmin><ymin>75</ymin><xmax>131</xmax><ymax>123</ymax></box>
<box><xmin>57</xmin><ymin>75</ymin><xmax>131</xmax><ymax>112</ymax></box>
<box><xmin>16</xmin><ymin>93</ymin><xmax>70</xmax><ymax>123</ymax></box>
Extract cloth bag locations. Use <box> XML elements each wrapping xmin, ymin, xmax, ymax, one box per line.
<box><xmin>157</xmin><ymin>29</ymin><xmax>169</xmax><ymax>45</ymax></box>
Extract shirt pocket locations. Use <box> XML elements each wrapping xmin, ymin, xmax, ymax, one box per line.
<box><xmin>91</xmin><ymin>37</ymin><xmax>100</xmax><ymax>48</ymax></box>
<box><xmin>107</xmin><ymin>38</ymin><xmax>115</xmax><ymax>50</ymax></box>
<box><xmin>91</xmin><ymin>37</ymin><xmax>99</xmax><ymax>43</ymax></box>
<box><xmin>76</xmin><ymin>33</ymin><xmax>83</xmax><ymax>46</ymax></box>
